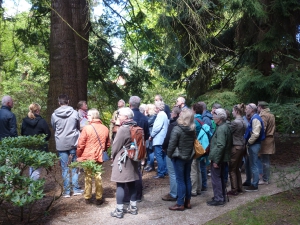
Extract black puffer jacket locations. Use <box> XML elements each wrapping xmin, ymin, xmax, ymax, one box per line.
<box><xmin>0</xmin><ymin>106</ymin><xmax>18</xmax><ymax>140</ymax></box>
<box><xmin>21</xmin><ymin>114</ymin><xmax>51</xmax><ymax>151</ymax></box>
<box><xmin>167</xmin><ymin>125</ymin><xmax>195</xmax><ymax>160</ymax></box>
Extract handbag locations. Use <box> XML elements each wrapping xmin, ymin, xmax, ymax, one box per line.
<box><xmin>91</xmin><ymin>124</ymin><xmax>108</xmax><ymax>162</ymax></box>
<box><xmin>193</xmin><ymin>135</ymin><xmax>205</xmax><ymax>159</ymax></box>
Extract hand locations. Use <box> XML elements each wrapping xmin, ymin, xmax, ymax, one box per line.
<box><xmin>213</xmin><ymin>162</ymin><xmax>219</xmax><ymax>168</ymax></box>
<box><xmin>149</xmin><ymin>136</ymin><xmax>152</xmax><ymax>141</ymax></box>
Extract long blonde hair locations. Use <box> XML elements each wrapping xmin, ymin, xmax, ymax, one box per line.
<box><xmin>28</xmin><ymin>103</ymin><xmax>41</xmax><ymax>119</ymax></box>
<box><xmin>177</xmin><ymin>108</ymin><xmax>195</xmax><ymax>130</ymax></box>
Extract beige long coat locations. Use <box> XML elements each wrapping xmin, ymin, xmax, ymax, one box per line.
<box><xmin>110</xmin><ymin>120</ymin><xmax>139</xmax><ymax>183</ymax></box>
<box><xmin>259</xmin><ymin>108</ymin><xmax>276</xmax><ymax>154</ymax></box>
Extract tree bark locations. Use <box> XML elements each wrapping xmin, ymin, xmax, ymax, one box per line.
<box><xmin>47</xmin><ymin>0</ymin><xmax>89</xmax><ymax>151</ymax></box>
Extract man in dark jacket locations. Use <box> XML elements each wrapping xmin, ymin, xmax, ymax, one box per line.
<box><xmin>51</xmin><ymin>94</ymin><xmax>82</xmax><ymax>198</ymax></box>
<box><xmin>0</xmin><ymin>95</ymin><xmax>18</xmax><ymax>140</ymax></box>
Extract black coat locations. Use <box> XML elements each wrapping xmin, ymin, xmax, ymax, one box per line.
<box><xmin>132</xmin><ymin>108</ymin><xmax>150</xmax><ymax>140</ymax></box>
<box><xmin>162</xmin><ymin>117</ymin><xmax>178</xmax><ymax>151</ymax></box>
<box><xmin>0</xmin><ymin>106</ymin><xmax>18</xmax><ymax>140</ymax></box>
<box><xmin>21</xmin><ymin>114</ymin><xmax>51</xmax><ymax>151</ymax></box>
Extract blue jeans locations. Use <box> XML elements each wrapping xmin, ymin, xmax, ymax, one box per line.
<box><xmin>260</xmin><ymin>154</ymin><xmax>270</xmax><ymax>181</ymax></box>
<box><xmin>154</xmin><ymin>145</ymin><xmax>167</xmax><ymax>177</ymax></box>
<box><xmin>58</xmin><ymin>149</ymin><xmax>81</xmax><ymax>195</ymax></box>
<box><xmin>146</xmin><ymin>147</ymin><xmax>154</xmax><ymax>168</ymax></box>
<box><xmin>200</xmin><ymin>158</ymin><xmax>207</xmax><ymax>189</ymax></box>
<box><xmin>166</xmin><ymin>156</ymin><xmax>177</xmax><ymax>198</ymax></box>
<box><xmin>172</xmin><ymin>158</ymin><xmax>193</xmax><ymax>206</ymax></box>
<box><xmin>246</xmin><ymin>143</ymin><xmax>261</xmax><ymax>188</ymax></box>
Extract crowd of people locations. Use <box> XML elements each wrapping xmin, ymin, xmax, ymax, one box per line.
<box><xmin>0</xmin><ymin>94</ymin><xmax>276</xmax><ymax>219</ymax></box>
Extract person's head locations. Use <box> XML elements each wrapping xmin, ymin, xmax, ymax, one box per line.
<box><xmin>257</xmin><ymin>101</ymin><xmax>269</xmax><ymax>113</ymax></box>
<box><xmin>147</xmin><ymin>104</ymin><xmax>156</xmax><ymax>116</ymax></box>
<box><xmin>192</xmin><ymin>103</ymin><xmax>203</xmax><ymax>115</ymax></box>
<box><xmin>118</xmin><ymin>99</ymin><xmax>126</xmax><ymax>109</ymax></box>
<box><xmin>213</xmin><ymin>108</ymin><xmax>227</xmax><ymax>125</ymax></box>
<box><xmin>225</xmin><ymin>109</ymin><xmax>231</xmax><ymax>121</ymax></box>
<box><xmin>139</xmin><ymin>104</ymin><xmax>147</xmax><ymax>114</ymax></box>
<box><xmin>198</xmin><ymin>101</ymin><xmax>207</xmax><ymax>111</ymax></box>
<box><xmin>129</xmin><ymin>96</ymin><xmax>141</xmax><ymax>109</ymax></box>
<box><xmin>117</xmin><ymin>107</ymin><xmax>134</xmax><ymax>123</ymax></box>
<box><xmin>176</xmin><ymin>97</ymin><xmax>186</xmax><ymax>108</ymax></box>
<box><xmin>28</xmin><ymin>103</ymin><xmax>41</xmax><ymax>119</ymax></box>
<box><xmin>245</xmin><ymin>103</ymin><xmax>257</xmax><ymax>117</ymax></box>
<box><xmin>77</xmin><ymin>101</ymin><xmax>88</xmax><ymax>111</ymax></box>
<box><xmin>58</xmin><ymin>94</ymin><xmax>69</xmax><ymax>106</ymax></box>
<box><xmin>87</xmin><ymin>108</ymin><xmax>100</xmax><ymax>122</ymax></box>
<box><xmin>177</xmin><ymin>108</ymin><xmax>195</xmax><ymax>130</ymax></box>
<box><xmin>1</xmin><ymin>95</ymin><xmax>14</xmax><ymax>108</ymax></box>
<box><xmin>170</xmin><ymin>106</ymin><xmax>181</xmax><ymax>119</ymax></box>
<box><xmin>154</xmin><ymin>101</ymin><xmax>165</xmax><ymax>113</ymax></box>
<box><xmin>211</xmin><ymin>103</ymin><xmax>222</xmax><ymax>114</ymax></box>
<box><xmin>232</xmin><ymin>103</ymin><xmax>245</xmax><ymax>117</ymax></box>
<box><xmin>154</xmin><ymin>94</ymin><xmax>163</xmax><ymax>102</ymax></box>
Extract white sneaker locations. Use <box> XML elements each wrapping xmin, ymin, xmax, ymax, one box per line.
<box><xmin>258</xmin><ymin>180</ymin><xmax>269</xmax><ymax>185</ymax></box>
<box><xmin>62</xmin><ymin>193</ymin><xmax>71</xmax><ymax>198</ymax></box>
<box><xmin>73</xmin><ymin>189</ymin><xmax>84</xmax><ymax>196</ymax></box>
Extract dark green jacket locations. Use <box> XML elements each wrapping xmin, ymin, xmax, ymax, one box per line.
<box><xmin>167</xmin><ymin>125</ymin><xmax>195</xmax><ymax>160</ymax></box>
<box><xmin>209</xmin><ymin>121</ymin><xmax>232</xmax><ymax>164</ymax></box>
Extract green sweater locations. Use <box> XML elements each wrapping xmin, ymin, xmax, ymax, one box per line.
<box><xmin>209</xmin><ymin>121</ymin><xmax>232</xmax><ymax>164</ymax></box>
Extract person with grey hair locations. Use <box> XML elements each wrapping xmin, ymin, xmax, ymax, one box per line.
<box><xmin>149</xmin><ymin>101</ymin><xmax>169</xmax><ymax>178</ymax></box>
<box><xmin>243</xmin><ymin>103</ymin><xmax>265</xmax><ymax>192</ymax></box>
<box><xmin>155</xmin><ymin>94</ymin><xmax>171</xmax><ymax>119</ymax></box>
<box><xmin>207</xmin><ymin>108</ymin><xmax>232</xmax><ymax>206</ymax></box>
<box><xmin>0</xmin><ymin>95</ymin><xmax>18</xmax><ymax>140</ymax></box>
<box><xmin>176</xmin><ymin>97</ymin><xmax>188</xmax><ymax>109</ymax></box>
<box><xmin>139</xmin><ymin>104</ymin><xmax>147</xmax><ymax>115</ymax></box>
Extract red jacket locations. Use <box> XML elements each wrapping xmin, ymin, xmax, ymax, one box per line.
<box><xmin>77</xmin><ymin>119</ymin><xmax>110</xmax><ymax>163</ymax></box>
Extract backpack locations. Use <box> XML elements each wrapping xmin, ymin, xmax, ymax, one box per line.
<box><xmin>127</xmin><ymin>125</ymin><xmax>146</xmax><ymax>161</ymax></box>
<box><xmin>203</xmin><ymin>115</ymin><xmax>216</xmax><ymax>134</ymax></box>
<box><xmin>195</xmin><ymin>118</ymin><xmax>213</xmax><ymax>155</ymax></box>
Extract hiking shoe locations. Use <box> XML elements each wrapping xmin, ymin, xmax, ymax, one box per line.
<box><xmin>96</xmin><ymin>199</ymin><xmax>103</xmax><ymax>205</ymax></box>
<box><xmin>162</xmin><ymin>194</ymin><xmax>177</xmax><ymax>201</ymax></box>
<box><xmin>73</xmin><ymin>189</ymin><xmax>84</xmax><ymax>196</ymax></box>
<box><xmin>111</xmin><ymin>208</ymin><xmax>124</xmax><ymax>218</ymax></box>
<box><xmin>201</xmin><ymin>187</ymin><xmax>207</xmax><ymax>192</ymax></box>
<box><xmin>124</xmin><ymin>204</ymin><xmax>138</xmax><ymax>215</ymax></box>
<box><xmin>258</xmin><ymin>180</ymin><xmax>269</xmax><ymax>185</ymax></box>
<box><xmin>206</xmin><ymin>200</ymin><xmax>225</xmax><ymax>206</ymax></box>
<box><xmin>62</xmin><ymin>193</ymin><xmax>71</xmax><ymax>198</ymax></box>
<box><xmin>191</xmin><ymin>193</ymin><xmax>198</xmax><ymax>197</ymax></box>
<box><xmin>245</xmin><ymin>185</ymin><xmax>258</xmax><ymax>192</ymax></box>
<box><xmin>242</xmin><ymin>182</ymin><xmax>251</xmax><ymax>187</ymax></box>
<box><xmin>227</xmin><ymin>191</ymin><xmax>238</xmax><ymax>196</ymax></box>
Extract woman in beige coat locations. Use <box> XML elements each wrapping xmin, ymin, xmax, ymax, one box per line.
<box><xmin>111</xmin><ymin>107</ymin><xmax>139</xmax><ymax>219</ymax></box>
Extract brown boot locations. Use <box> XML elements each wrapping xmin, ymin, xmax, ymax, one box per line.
<box><xmin>184</xmin><ymin>199</ymin><xmax>191</xmax><ymax>209</ymax></box>
<box><xmin>169</xmin><ymin>204</ymin><xmax>185</xmax><ymax>211</ymax></box>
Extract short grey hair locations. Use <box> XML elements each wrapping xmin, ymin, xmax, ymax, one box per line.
<box><xmin>129</xmin><ymin>96</ymin><xmax>141</xmax><ymax>108</ymax></box>
<box><xmin>147</xmin><ymin>104</ymin><xmax>156</xmax><ymax>116</ymax></box>
<box><xmin>212</xmin><ymin>103</ymin><xmax>222</xmax><ymax>109</ymax></box>
<box><xmin>139</xmin><ymin>104</ymin><xmax>147</xmax><ymax>114</ymax></box>
<box><xmin>118</xmin><ymin>99</ymin><xmax>126</xmax><ymax>106</ymax></box>
<box><xmin>155</xmin><ymin>101</ymin><xmax>165</xmax><ymax>111</ymax></box>
<box><xmin>1</xmin><ymin>96</ymin><xmax>12</xmax><ymax>106</ymax></box>
<box><xmin>118</xmin><ymin>107</ymin><xmax>134</xmax><ymax>119</ymax></box>
<box><xmin>177</xmin><ymin>97</ymin><xmax>186</xmax><ymax>104</ymax></box>
<box><xmin>248</xmin><ymin>103</ymin><xmax>257</xmax><ymax>113</ymax></box>
<box><xmin>198</xmin><ymin>101</ymin><xmax>207</xmax><ymax>110</ymax></box>
<box><xmin>214</xmin><ymin>108</ymin><xmax>227</xmax><ymax>121</ymax></box>
<box><xmin>88</xmin><ymin>108</ymin><xmax>100</xmax><ymax>119</ymax></box>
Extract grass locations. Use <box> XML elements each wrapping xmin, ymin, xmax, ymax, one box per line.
<box><xmin>206</xmin><ymin>189</ymin><xmax>300</xmax><ymax>225</ymax></box>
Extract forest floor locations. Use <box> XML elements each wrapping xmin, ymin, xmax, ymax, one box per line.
<box><xmin>1</xmin><ymin>135</ymin><xmax>300</xmax><ymax>225</ymax></box>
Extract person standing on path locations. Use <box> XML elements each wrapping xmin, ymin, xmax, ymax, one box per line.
<box><xmin>0</xmin><ymin>95</ymin><xmax>18</xmax><ymax>140</ymax></box>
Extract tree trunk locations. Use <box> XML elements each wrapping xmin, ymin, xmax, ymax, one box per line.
<box><xmin>47</xmin><ymin>0</ymin><xmax>89</xmax><ymax>151</ymax></box>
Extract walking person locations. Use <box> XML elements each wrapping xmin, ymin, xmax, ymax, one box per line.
<box><xmin>77</xmin><ymin>108</ymin><xmax>110</xmax><ymax>205</ymax></box>
<box><xmin>167</xmin><ymin>108</ymin><xmax>195</xmax><ymax>210</ymax></box>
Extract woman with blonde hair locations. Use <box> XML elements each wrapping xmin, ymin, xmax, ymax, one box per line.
<box><xmin>167</xmin><ymin>108</ymin><xmax>195</xmax><ymax>210</ymax></box>
<box><xmin>77</xmin><ymin>108</ymin><xmax>110</xmax><ymax>205</ymax></box>
<box><xmin>21</xmin><ymin>103</ymin><xmax>51</xmax><ymax>181</ymax></box>
<box><xmin>145</xmin><ymin>104</ymin><xmax>157</xmax><ymax>172</ymax></box>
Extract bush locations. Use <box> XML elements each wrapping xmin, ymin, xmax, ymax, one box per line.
<box><xmin>0</xmin><ymin>135</ymin><xmax>58</xmax><ymax>222</ymax></box>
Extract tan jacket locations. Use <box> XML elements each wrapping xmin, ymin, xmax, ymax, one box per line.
<box><xmin>77</xmin><ymin>119</ymin><xmax>110</xmax><ymax>163</ymax></box>
<box><xmin>259</xmin><ymin>108</ymin><xmax>276</xmax><ymax>154</ymax></box>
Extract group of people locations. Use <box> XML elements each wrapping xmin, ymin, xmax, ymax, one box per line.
<box><xmin>0</xmin><ymin>94</ymin><xmax>276</xmax><ymax>219</ymax></box>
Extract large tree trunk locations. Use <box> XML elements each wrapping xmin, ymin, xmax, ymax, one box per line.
<box><xmin>47</xmin><ymin>0</ymin><xmax>89</xmax><ymax>151</ymax></box>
